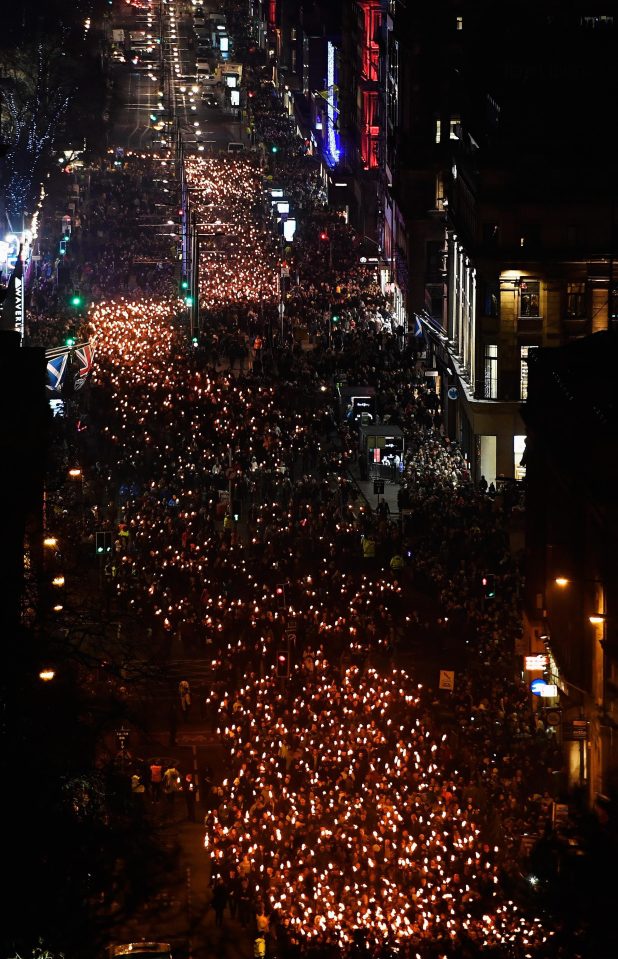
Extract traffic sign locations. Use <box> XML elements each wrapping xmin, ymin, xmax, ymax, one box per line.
<box><xmin>439</xmin><ymin>670</ymin><xmax>455</xmax><ymax>691</ymax></box>
<box><xmin>373</xmin><ymin>480</ymin><xmax>384</xmax><ymax>494</ymax></box>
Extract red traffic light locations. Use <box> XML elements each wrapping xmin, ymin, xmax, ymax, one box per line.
<box><xmin>320</xmin><ymin>231</ymin><xmax>329</xmax><ymax>241</ymax></box>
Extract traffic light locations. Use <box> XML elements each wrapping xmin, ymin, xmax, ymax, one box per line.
<box><xmin>70</xmin><ymin>290</ymin><xmax>83</xmax><ymax>309</ymax></box>
<box><xmin>276</xmin><ymin>649</ymin><xmax>289</xmax><ymax>678</ymax></box>
<box><xmin>65</xmin><ymin>335</ymin><xmax>76</xmax><ymax>347</ymax></box>
<box><xmin>180</xmin><ymin>277</ymin><xmax>189</xmax><ymax>291</ymax></box>
<box><xmin>184</xmin><ymin>295</ymin><xmax>194</xmax><ymax>306</ymax></box>
<box><xmin>275</xmin><ymin>584</ymin><xmax>286</xmax><ymax>609</ymax></box>
<box><xmin>320</xmin><ymin>230</ymin><xmax>329</xmax><ymax>242</ymax></box>
<box><xmin>331</xmin><ymin>307</ymin><xmax>340</xmax><ymax>325</ymax></box>
<box><xmin>482</xmin><ymin>573</ymin><xmax>496</xmax><ymax>599</ymax></box>
<box><xmin>271</xmin><ymin>144</ymin><xmax>279</xmax><ymax>154</ymax></box>
<box><xmin>96</xmin><ymin>531</ymin><xmax>113</xmax><ymax>555</ymax></box>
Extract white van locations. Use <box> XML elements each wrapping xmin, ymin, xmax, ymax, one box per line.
<box><xmin>227</xmin><ymin>142</ymin><xmax>244</xmax><ymax>153</ymax></box>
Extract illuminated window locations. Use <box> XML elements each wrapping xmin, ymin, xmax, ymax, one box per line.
<box><xmin>456</xmin><ymin>16</ymin><xmax>463</xmax><ymax>30</ymax></box>
<box><xmin>484</xmin><ymin>344</ymin><xmax>498</xmax><ymax>399</ymax></box>
<box><xmin>435</xmin><ymin>119</ymin><xmax>441</xmax><ymax>144</ymax></box>
<box><xmin>450</xmin><ymin>118</ymin><xmax>461</xmax><ymax>139</ymax></box>
<box><xmin>520</xmin><ymin>345</ymin><xmax>537</xmax><ymax>400</ymax></box>
<box><xmin>520</xmin><ymin>279</ymin><xmax>540</xmax><ymax>317</ymax></box>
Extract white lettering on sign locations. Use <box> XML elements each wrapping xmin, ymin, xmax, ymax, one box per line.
<box><xmin>15</xmin><ymin>275</ymin><xmax>24</xmax><ymax>338</ymax></box>
<box><xmin>525</xmin><ymin>655</ymin><xmax>548</xmax><ymax>670</ymax></box>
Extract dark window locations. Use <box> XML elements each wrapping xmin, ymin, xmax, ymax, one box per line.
<box><xmin>566</xmin><ymin>282</ymin><xmax>586</xmax><ymax>320</ymax></box>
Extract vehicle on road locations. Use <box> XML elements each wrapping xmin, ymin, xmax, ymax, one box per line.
<box><xmin>203</xmin><ymin>95</ymin><xmax>219</xmax><ymax>108</ymax></box>
<box><xmin>227</xmin><ymin>142</ymin><xmax>244</xmax><ymax>153</ymax></box>
<box><xmin>109</xmin><ymin>942</ymin><xmax>172</xmax><ymax>959</ymax></box>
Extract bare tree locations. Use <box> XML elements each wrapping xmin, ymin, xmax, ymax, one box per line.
<box><xmin>0</xmin><ymin>41</ymin><xmax>72</xmax><ymax>226</ymax></box>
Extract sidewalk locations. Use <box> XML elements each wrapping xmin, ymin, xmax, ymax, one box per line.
<box><xmin>348</xmin><ymin>461</ymin><xmax>401</xmax><ymax>516</ymax></box>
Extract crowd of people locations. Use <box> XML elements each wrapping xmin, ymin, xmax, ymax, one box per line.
<box><xmin>24</xmin><ymin>35</ymin><xmax>570</xmax><ymax>959</ymax></box>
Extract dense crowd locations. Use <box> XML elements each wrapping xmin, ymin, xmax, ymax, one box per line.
<box><xmin>26</xmin><ymin>56</ymin><xmax>568</xmax><ymax>959</ymax></box>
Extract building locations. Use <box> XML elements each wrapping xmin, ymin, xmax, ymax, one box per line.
<box><xmin>522</xmin><ymin>332</ymin><xmax>618</xmax><ymax>805</ymax></box>
<box><xmin>344</xmin><ymin>3</ymin><xmax>616</xmax><ymax>483</ymax></box>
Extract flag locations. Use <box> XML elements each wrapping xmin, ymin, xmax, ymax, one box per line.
<box><xmin>73</xmin><ymin>341</ymin><xmax>95</xmax><ymax>390</ymax></box>
<box><xmin>74</xmin><ymin>341</ymin><xmax>95</xmax><ymax>378</ymax></box>
<box><xmin>46</xmin><ymin>352</ymin><xmax>69</xmax><ymax>393</ymax></box>
<box><xmin>1</xmin><ymin>249</ymin><xmax>24</xmax><ymax>338</ymax></box>
<box><xmin>412</xmin><ymin>315</ymin><xmax>423</xmax><ymax>337</ymax></box>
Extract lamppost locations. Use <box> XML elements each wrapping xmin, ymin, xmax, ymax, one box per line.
<box><xmin>68</xmin><ymin>467</ymin><xmax>85</xmax><ymax>531</ymax></box>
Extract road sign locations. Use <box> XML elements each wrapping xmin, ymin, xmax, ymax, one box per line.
<box><xmin>439</xmin><ymin>670</ymin><xmax>455</xmax><ymax>691</ymax></box>
<box><xmin>116</xmin><ymin>726</ymin><xmax>130</xmax><ymax>749</ymax></box>
<box><xmin>373</xmin><ymin>480</ymin><xmax>384</xmax><ymax>494</ymax></box>
<box><xmin>544</xmin><ymin>708</ymin><xmax>562</xmax><ymax>727</ymax></box>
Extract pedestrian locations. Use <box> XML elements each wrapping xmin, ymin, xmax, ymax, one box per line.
<box><xmin>131</xmin><ymin>772</ymin><xmax>146</xmax><ymax>812</ymax></box>
<box><xmin>149</xmin><ymin>758</ymin><xmax>163</xmax><ymax>802</ymax></box>
<box><xmin>253</xmin><ymin>934</ymin><xmax>266</xmax><ymax>959</ymax></box>
<box><xmin>237</xmin><ymin>876</ymin><xmax>252</xmax><ymax>928</ymax></box>
<box><xmin>179</xmin><ymin>679</ymin><xmax>191</xmax><ymax>721</ymax></box>
<box><xmin>255</xmin><ymin>900</ymin><xmax>270</xmax><ymax>936</ymax></box>
<box><xmin>227</xmin><ymin>866</ymin><xmax>240</xmax><ymax>920</ymax></box>
<box><xmin>163</xmin><ymin>764</ymin><xmax>181</xmax><ymax>812</ymax></box>
<box><xmin>184</xmin><ymin>773</ymin><xmax>197</xmax><ymax>821</ymax></box>
<box><xmin>211</xmin><ymin>874</ymin><xmax>228</xmax><ymax>927</ymax></box>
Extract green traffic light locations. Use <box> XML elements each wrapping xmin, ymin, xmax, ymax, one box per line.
<box><xmin>181</xmin><ymin>278</ymin><xmax>189</xmax><ymax>290</ymax></box>
<box><xmin>70</xmin><ymin>295</ymin><xmax>83</xmax><ymax>308</ymax></box>
<box><xmin>271</xmin><ymin>145</ymin><xmax>278</xmax><ymax>154</ymax></box>
<box><xmin>192</xmin><ymin>336</ymin><xmax>199</xmax><ymax>346</ymax></box>
<box><xmin>185</xmin><ymin>295</ymin><xmax>193</xmax><ymax>306</ymax></box>
<box><xmin>150</xmin><ymin>113</ymin><xmax>158</xmax><ymax>122</ymax></box>
<box><xmin>65</xmin><ymin>336</ymin><xmax>76</xmax><ymax>347</ymax></box>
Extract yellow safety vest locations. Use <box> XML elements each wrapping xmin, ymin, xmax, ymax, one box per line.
<box><xmin>363</xmin><ymin>538</ymin><xmax>376</xmax><ymax>558</ymax></box>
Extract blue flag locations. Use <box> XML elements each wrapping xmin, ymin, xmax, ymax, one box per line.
<box><xmin>46</xmin><ymin>352</ymin><xmax>69</xmax><ymax>393</ymax></box>
<box><xmin>413</xmin><ymin>315</ymin><xmax>423</xmax><ymax>337</ymax></box>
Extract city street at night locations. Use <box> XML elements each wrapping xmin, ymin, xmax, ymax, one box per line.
<box><xmin>1</xmin><ymin>2</ymin><xmax>617</xmax><ymax>959</ymax></box>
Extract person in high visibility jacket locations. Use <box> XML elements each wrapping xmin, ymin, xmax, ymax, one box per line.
<box><xmin>362</xmin><ymin>535</ymin><xmax>376</xmax><ymax>559</ymax></box>
<box><xmin>389</xmin><ymin>553</ymin><xmax>405</xmax><ymax>571</ymax></box>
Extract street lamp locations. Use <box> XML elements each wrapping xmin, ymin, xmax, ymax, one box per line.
<box><xmin>68</xmin><ymin>468</ymin><xmax>85</xmax><ymax>529</ymax></box>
